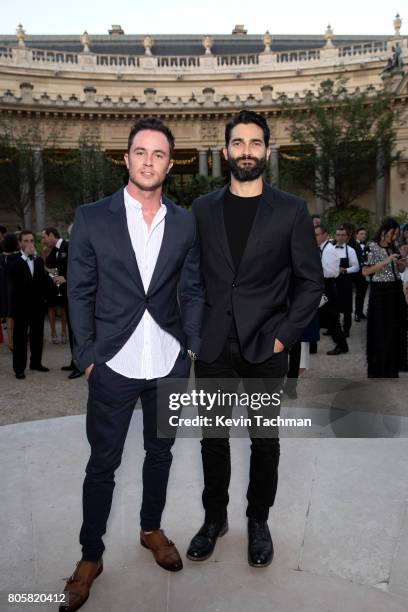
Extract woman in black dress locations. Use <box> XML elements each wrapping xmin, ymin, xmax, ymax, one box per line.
<box><xmin>362</xmin><ymin>217</ymin><xmax>407</xmax><ymax>378</ymax></box>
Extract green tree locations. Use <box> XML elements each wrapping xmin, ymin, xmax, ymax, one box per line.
<box><xmin>283</xmin><ymin>78</ymin><xmax>401</xmax><ymax>209</ymax></box>
<box><xmin>45</xmin><ymin>135</ymin><xmax>126</xmax><ymax>224</ymax></box>
<box><xmin>0</xmin><ymin>118</ymin><xmax>60</xmax><ymax>226</ymax></box>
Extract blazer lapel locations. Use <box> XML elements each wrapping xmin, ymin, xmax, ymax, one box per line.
<box><xmin>147</xmin><ymin>197</ymin><xmax>178</xmax><ymax>295</ymax></box>
<box><xmin>213</xmin><ymin>185</ymin><xmax>235</xmax><ymax>272</ymax></box>
<box><xmin>108</xmin><ymin>188</ymin><xmax>144</xmax><ymax>292</ymax></box>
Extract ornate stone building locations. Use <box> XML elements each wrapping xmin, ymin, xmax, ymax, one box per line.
<box><xmin>0</xmin><ymin>17</ymin><xmax>407</xmax><ymax>229</ymax></box>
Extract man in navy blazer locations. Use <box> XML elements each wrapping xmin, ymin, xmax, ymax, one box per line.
<box><xmin>61</xmin><ymin>118</ymin><xmax>204</xmax><ymax>612</ymax></box>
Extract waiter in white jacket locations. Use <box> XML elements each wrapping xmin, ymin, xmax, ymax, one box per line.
<box><xmin>315</xmin><ymin>224</ymin><xmax>349</xmax><ymax>355</ymax></box>
<box><xmin>333</xmin><ymin>227</ymin><xmax>359</xmax><ymax>338</ymax></box>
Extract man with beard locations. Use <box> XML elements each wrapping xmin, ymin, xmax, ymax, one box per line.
<box><xmin>61</xmin><ymin>117</ymin><xmax>204</xmax><ymax>611</ymax></box>
<box><xmin>187</xmin><ymin>110</ymin><xmax>323</xmax><ymax>567</ymax></box>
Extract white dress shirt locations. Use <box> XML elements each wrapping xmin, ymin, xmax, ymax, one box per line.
<box><xmin>333</xmin><ymin>243</ymin><xmax>359</xmax><ymax>274</ymax></box>
<box><xmin>320</xmin><ymin>240</ymin><xmax>339</xmax><ymax>279</ymax></box>
<box><xmin>21</xmin><ymin>251</ymin><xmax>34</xmax><ymax>276</ymax></box>
<box><xmin>106</xmin><ymin>188</ymin><xmax>180</xmax><ymax>379</ymax></box>
<box><xmin>55</xmin><ymin>238</ymin><xmax>63</xmax><ymax>250</ymax></box>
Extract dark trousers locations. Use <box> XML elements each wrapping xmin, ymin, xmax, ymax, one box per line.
<box><xmin>194</xmin><ymin>339</ymin><xmax>288</xmax><ymax>524</ymax></box>
<box><xmin>13</xmin><ymin>310</ymin><xmax>44</xmax><ymax>374</ymax></box>
<box><xmin>320</xmin><ymin>279</ymin><xmax>348</xmax><ymax>351</ymax></box>
<box><xmin>80</xmin><ymin>352</ymin><xmax>190</xmax><ymax>561</ymax></box>
<box><xmin>354</xmin><ymin>273</ymin><xmax>368</xmax><ymax>316</ymax></box>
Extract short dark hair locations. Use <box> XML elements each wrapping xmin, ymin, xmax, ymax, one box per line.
<box><xmin>316</xmin><ymin>223</ymin><xmax>329</xmax><ymax>234</ymax></box>
<box><xmin>2</xmin><ymin>232</ymin><xmax>19</xmax><ymax>253</ymax></box>
<box><xmin>336</xmin><ymin>225</ymin><xmax>348</xmax><ymax>233</ymax></box>
<box><xmin>43</xmin><ymin>226</ymin><xmax>61</xmax><ymax>239</ymax></box>
<box><xmin>127</xmin><ymin>117</ymin><xmax>175</xmax><ymax>157</ymax></box>
<box><xmin>356</xmin><ymin>226</ymin><xmax>367</xmax><ymax>234</ymax></box>
<box><xmin>311</xmin><ymin>214</ymin><xmax>321</xmax><ymax>220</ymax></box>
<box><xmin>0</xmin><ymin>224</ymin><xmax>7</xmax><ymax>235</ymax></box>
<box><xmin>19</xmin><ymin>229</ymin><xmax>34</xmax><ymax>241</ymax></box>
<box><xmin>225</xmin><ymin>110</ymin><xmax>270</xmax><ymax>147</ymax></box>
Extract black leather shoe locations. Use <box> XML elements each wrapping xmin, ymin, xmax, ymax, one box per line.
<box><xmin>186</xmin><ymin>519</ymin><xmax>228</xmax><ymax>561</ymax></box>
<box><xmin>68</xmin><ymin>368</ymin><xmax>83</xmax><ymax>380</ymax></box>
<box><xmin>327</xmin><ymin>346</ymin><xmax>348</xmax><ymax>355</ymax></box>
<box><xmin>61</xmin><ymin>363</ymin><xmax>75</xmax><ymax>371</ymax></box>
<box><xmin>30</xmin><ymin>365</ymin><xmax>50</xmax><ymax>372</ymax></box>
<box><xmin>15</xmin><ymin>372</ymin><xmax>26</xmax><ymax>380</ymax></box>
<box><xmin>248</xmin><ymin>519</ymin><xmax>273</xmax><ymax>567</ymax></box>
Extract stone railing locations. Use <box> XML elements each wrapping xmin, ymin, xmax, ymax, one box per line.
<box><xmin>216</xmin><ymin>54</ymin><xmax>259</xmax><ymax>66</ymax></box>
<box><xmin>337</xmin><ymin>41</ymin><xmax>388</xmax><ymax>57</ymax></box>
<box><xmin>275</xmin><ymin>48</ymin><xmax>320</xmax><ymax>63</ymax></box>
<box><xmin>157</xmin><ymin>55</ymin><xmax>200</xmax><ymax>68</ymax></box>
<box><xmin>31</xmin><ymin>48</ymin><xmax>79</xmax><ymax>64</ymax></box>
<box><xmin>0</xmin><ymin>45</ymin><xmax>13</xmax><ymax>59</ymax></box>
<box><xmin>0</xmin><ymin>39</ymin><xmax>405</xmax><ymax>75</ymax></box>
<box><xmin>96</xmin><ymin>53</ymin><xmax>140</xmax><ymax>67</ymax></box>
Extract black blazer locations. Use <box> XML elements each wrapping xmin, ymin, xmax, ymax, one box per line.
<box><xmin>8</xmin><ymin>254</ymin><xmax>48</xmax><ymax>318</ymax></box>
<box><xmin>192</xmin><ymin>182</ymin><xmax>324</xmax><ymax>363</ymax></box>
<box><xmin>55</xmin><ymin>239</ymin><xmax>70</xmax><ymax>303</ymax></box>
<box><xmin>68</xmin><ymin>187</ymin><xmax>205</xmax><ymax>371</ymax></box>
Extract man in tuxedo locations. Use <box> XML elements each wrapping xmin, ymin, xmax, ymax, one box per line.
<box><xmin>353</xmin><ymin>227</ymin><xmax>369</xmax><ymax>321</ymax></box>
<box><xmin>187</xmin><ymin>110</ymin><xmax>323</xmax><ymax>568</ymax></box>
<box><xmin>61</xmin><ymin>117</ymin><xmax>204</xmax><ymax>612</ymax></box>
<box><xmin>41</xmin><ymin>227</ymin><xmax>82</xmax><ymax>379</ymax></box>
<box><xmin>315</xmin><ymin>224</ymin><xmax>349</xmax><ymax>355</ymax></box>
<box><xmin>8</xmin><ymin>230</ymin><xmax>49</xmax><ymax>379</ymax></box>
<box><xmin>333</xmin><ymin>226</ymin><xmax>359</xmax><ymax>337</ymax></box>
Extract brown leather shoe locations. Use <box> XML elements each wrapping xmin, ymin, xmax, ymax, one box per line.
<box><xmin>59</xmin><ymin>559</ymin><xmax>103</xmax><ymax>611</ymax></box>
<box><xmin>140</xmin><ymin>529</ymin><xmax>183</xmax><ymax>572</ymax></box>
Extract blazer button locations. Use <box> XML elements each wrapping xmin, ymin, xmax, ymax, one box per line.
<box><xmin>145</xmin><ymin>297</ymin><xmax>149</xmax><ymax>304</ymax></box>
<box><xmin>226</xmin><ymin>310</ymin><xmax>232</xmax><ymax>316</ymax></box>
<box><xmin>232</xmin><ymin>282</ymin><xmax>237</xmax><ymax>288</ymax></box>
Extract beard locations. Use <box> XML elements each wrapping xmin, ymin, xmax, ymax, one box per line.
<box><xmin>227</xmin><ymin>155</ymin><xmax>266</xmax><ymax>182</ymax></box>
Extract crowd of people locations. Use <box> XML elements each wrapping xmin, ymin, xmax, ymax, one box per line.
<box><xmin>0</xmin><ymin>225</ymin><xmax>82</xmax><ymax>380</ymax></box>
<box><xmin>1</xmin><ymin>216</ymin><xmax>408</xmax><ymax>384</ymax></box>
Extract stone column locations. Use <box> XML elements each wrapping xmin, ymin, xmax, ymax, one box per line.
<box><xmin>269</xmin><ymin>145</ymin><xmax>279</xmax><ymax>186</ymax></box>
<box><xmin>198</xmin><ymin>149</ymin><xmax>208</xmax><ymax>176</ymax></box>
<box><xmin>211</xmin><ymin>148</ymin><xmax>222</xmax><ymax>177</ymax></box>
<box><xmin>376</xmin><ymin>147</ymin><xmax>386</xmax><ymax>222</ymax></box>
<box><xmin>33</xmin><ymin>147</ymin><xmax>46</xmax><ymax>231</ymax></box>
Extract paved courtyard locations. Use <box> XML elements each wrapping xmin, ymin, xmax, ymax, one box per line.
<box><xmin>1</xmin><ymin>318</ymin><xmax>408</xmax><ymax>611</ymax></box>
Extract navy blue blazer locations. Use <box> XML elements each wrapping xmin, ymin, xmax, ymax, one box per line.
<box><xmin>68</xmin><ymin>187</ymin><xmax>205</xmax><ymax>372</ymax></box>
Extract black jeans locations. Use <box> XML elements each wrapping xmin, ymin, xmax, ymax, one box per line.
<box><xmin>194</xmin><ymin>339</ymin><xmax>288</xmax><ymax>524</ymax></box>
<box><xmin>80</xmin><ymin>352</ymin><xmax>190</xmax><ymax>561</ymax></box>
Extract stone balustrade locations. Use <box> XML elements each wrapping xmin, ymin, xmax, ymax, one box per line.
<box><xmin>0</xmin><ymin>38</ymin><xmax>405</xmax><ymax>75</ymax></box>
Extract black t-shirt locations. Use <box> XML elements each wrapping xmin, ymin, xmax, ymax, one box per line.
<box><xmin>223</xmin><ymin>190</ymin><xmax>261</xmax><ymax>270</ymax></box>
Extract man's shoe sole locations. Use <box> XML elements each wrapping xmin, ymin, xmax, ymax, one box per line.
<box><xmin>186</xmin><ymin>523</ymin><xmax>229</xmax><ymax>561</ymax></box>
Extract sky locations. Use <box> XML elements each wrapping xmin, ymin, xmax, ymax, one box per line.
<box><xmin>1</xmin><ymin>0</ymin><xmax>404</xmax><ymax>36</ymax></box>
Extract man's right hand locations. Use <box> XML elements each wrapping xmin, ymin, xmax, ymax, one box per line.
<box><xmin>85</xmin><ymin>364</ymin><xmax>94</xmax><ymax>380</ymax></box>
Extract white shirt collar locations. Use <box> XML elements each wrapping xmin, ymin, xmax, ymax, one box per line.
<box><xmin>56</xmin><ymin>238</ymin><xmax>63</xmax><ymax>249</ymax></box>
<box><xmin>124</xmin><ymin>187</ymin><xmax>166</xmax><ymax>212</ymax></box>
